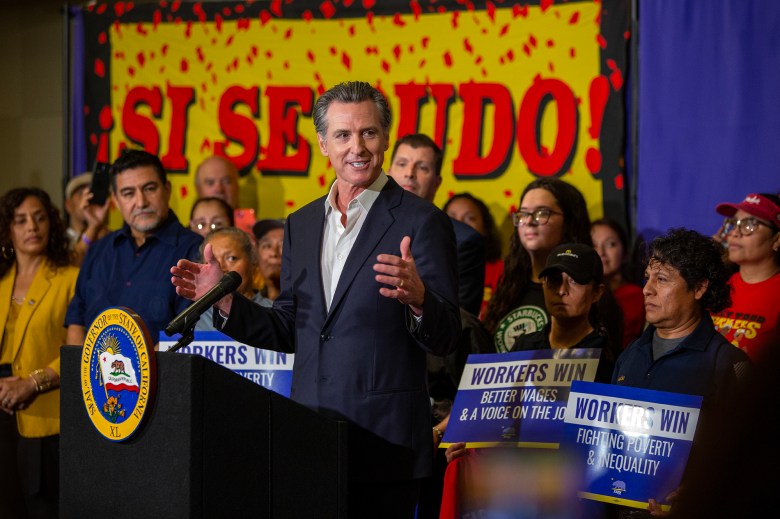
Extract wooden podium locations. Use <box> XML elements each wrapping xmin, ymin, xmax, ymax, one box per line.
<box><xmin>60</xmin><ymin>346</ymin><xmax>349</xmax><ymax>518</ymax></box>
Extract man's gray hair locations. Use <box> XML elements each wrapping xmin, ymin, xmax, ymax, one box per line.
<box><xmin>313</xmin><ymin>81</ymin><xmax>392</xmax><ymax>137</ymax></box>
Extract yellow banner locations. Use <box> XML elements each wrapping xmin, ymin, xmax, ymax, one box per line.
<box><xmin>81</xmin><ymin>0</ymin><xmax>627</xmax><ymax>232</ymax></box>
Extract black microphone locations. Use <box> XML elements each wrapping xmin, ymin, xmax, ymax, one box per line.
<box><xmin>165</xmin><ymin>271</ymin><xmax>242</xmax><ymax>336</ymax></box>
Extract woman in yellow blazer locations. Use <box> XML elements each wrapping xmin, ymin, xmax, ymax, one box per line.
<box><xmin>0</xmin><ymin>187</ymin><xmax>78</xmax><ymax>518</ymax></box>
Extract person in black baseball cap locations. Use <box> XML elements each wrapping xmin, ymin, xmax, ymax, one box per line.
<box><xmin>510</xmin><ymin>242</ymin><xmax>612</xmax><ymax>381</ymax></box>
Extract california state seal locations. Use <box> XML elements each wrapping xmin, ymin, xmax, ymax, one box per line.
<box><xmin>80</xmin><ymin>307</ymin><xmax>157</xmax><ymax>442</ymax></box>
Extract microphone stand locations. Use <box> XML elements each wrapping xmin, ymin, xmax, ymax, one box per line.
<box><xmin>169</xmin><ymin>322</ymin><xmax>196</xmax><ymax>353</ymax></box>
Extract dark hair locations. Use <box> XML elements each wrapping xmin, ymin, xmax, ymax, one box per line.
<box><xmin>110</xmin><ymin>149</ymin><xmax>167</xmax><ymax>192</ymax></box>
<box><xmin>443</xmin><ymin>192</ymin><xmax>503</xmax><ymax>262</ymax></box>
<box><xmin>483</xmin><ymin>178</ymin><xmax>592</xmax><ymax>335</ymax></box>
<box><xmin>591</xmin><ymin>217</ymin><xmax>633</xmax><ymax>279</ymax></box>
<box><xmin>313</xmin><ymin>81</ymin><xmax>391</xmax><ymax>137</ymax></box>
<box><xmin>391</xmin><ymin>134</ymin><xmax>443</xmax><ymax>176</ymax></box>
<box><xmin>189</xmin><ymin>197</ymin><xmax>235</xmax><ymax>226</ymax></box>
<box><xmin>0</xmin><ymin>187</ymin><xmax>70</xmax><ymax>277</ymax></box>
<box><xmin>648</xmin><ymin>227</ymin><xmax>732</xmax><ymax>313</ymax></box>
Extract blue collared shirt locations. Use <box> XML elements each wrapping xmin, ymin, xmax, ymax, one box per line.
<box><xmin>65</xmin><ymin>211</ymin><xmax>203</xmax><ymax>343</ymax></box>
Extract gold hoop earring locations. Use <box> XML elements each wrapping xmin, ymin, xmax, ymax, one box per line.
<box><xmin>1</xmin><ymin>246</ymin><xmax>14</xmax><ymax>260</ymax></box>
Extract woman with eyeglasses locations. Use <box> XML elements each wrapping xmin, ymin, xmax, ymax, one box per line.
<box><xmin>483</xmin><ymin>178</ymin><xmax>600</xmax><ymax>352</ymax></box>
<box><xmin>189</xmin><ymin>197</ymin><xmax>234</xmax><ymax>238</ymax></box>
<box><xmin>710</xmin><ymin>192</ymin><xmax>780</xmax><ymax>362</ymax></box>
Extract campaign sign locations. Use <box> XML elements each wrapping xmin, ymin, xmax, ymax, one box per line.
<box><xmin>563</xmin><ymin>381</ymin><xmax>702</xmax><ymax>511</ymax></box>
<box><xmin>442</xmin><ymin>349</ymin><xmax>600</xmax><ymax>448</ymax></box>
<box><xmin>159</xmin><ymin>331</ymin><xmax>293</xmax><ymax>397</ymax></box>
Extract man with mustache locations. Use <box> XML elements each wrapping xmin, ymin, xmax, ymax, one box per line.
<box><xmin>65</xmin><ymin>150</ymin><xmax>203</xmax><ymax>347</ymax></box>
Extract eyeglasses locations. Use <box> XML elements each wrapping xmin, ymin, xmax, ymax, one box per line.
<box><xmin>191</xmin><ymin>219</ymin><xmax>228</xmax><ymax>232</ymax></box>
<box><xmin>722</xmin><ymin>217</ymin><xmax>776</xmax><ymax>237</ymax></box>
<box><xmin>512</xmin><ymin>208</ymin><xmax>562</xmax><ymax>227</ymax></box>
<box><xmin>542</xmin><ymin>272</ymin><xmax>585</xmax><ymax>291</ymax></box>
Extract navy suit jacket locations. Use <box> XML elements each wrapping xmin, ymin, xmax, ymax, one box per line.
<box><xmin>451</xmin><ymin>218</ymin><xmax>485</xmax><ymax>316</ymax></box>
<box><xmin>221</xmin><ymin>177</ymin><xmax>461</xmax><ymax>480</ymax></box>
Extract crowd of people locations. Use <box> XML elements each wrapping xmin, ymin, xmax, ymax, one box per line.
<box><xmin>0</xmin><ymin>79</ymin><xmax>778</xmax><ymax>518</ymax></box>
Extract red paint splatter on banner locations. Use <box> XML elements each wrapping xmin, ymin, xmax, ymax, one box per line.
<box><xmin>196</xmin><ymin>47</ymin><xmax>205</xmax><ymax>63</ymax></box>
<box><xmin>421</xmin><ymin>37</ymin><xmax>429</xmax><ymax>49</ymax></box>
<box><xmin>522</xmin><ymin>43</ymin><xmax>530</xmax><ymax>57</ymax></box>
<box><xmin>330</xmin><ymin>47</ymin><xmax>337</xmax><ymax>55</ymax></box>
<box><xmin>507</xmin><ymin>49</ymin><xmax>514</xmax><ymax>61</ymax></box>
<box><xmin>200</xmin><ymin>139</ymin><xmax>211</xmax><ymax>153</ymax></box>
<box><xmin>215</xmin><ymin>14</ymin><xmax>223</xmax><ymax>33</ymax></box>
<box><xmin>285</xmin><ymin>200</ymin><xmax>296</xmax><ymax>208</ymax></box>
<box><xmin>499</xmin><ymin>24</ymin><xmax>509</xmax><ymax>37</ymax></box>
<box><xmin>98</xmin><ymin>32</ymin><xmax>107</xmax><ymax>44</ymax></box>
<box><xmin>303</xmin><ymin>10</ymin><xmax>312</xmax><ymax>21</ymax></box>
<box><xmin>180</xmin><ymin>185</ymin><xmax>188</xmax><ymax>198</ymax></box>
<box><xmin>597</xmin><ymin>34</ymin><xmax>607</xmax><ymax>49</ymax></box>
<box><xmin>393</xmin><ymin>45</ymin><xmax>401</xmax><ymax>61</ymax></box>
<box><xmin>419</xmin><ymin>59</ymin><xmax>427</xmax><ymax>68</ymax></box>
<box><xmin>614</xmin><ymin>174</ymin><xmax>624</xmax><ymax>190</ymax></box>
<box><xmin>548</xmin><ymin>62</ymin><xmax>554</xmax><ymax>72</ymax></box>
<box><xmin>128</xmin><ymin>67</ymin><xmax>135</xmax><ymax>77</ymax></box>
<box><xmin>366</xmin><ymin>46</ymin><xmax>379</xmax><ymax>55</ymax></box>
<box><xmin>349</xmin><ymin>25</ymin><xmax>355</xmax><ymax>36</ymax></box>
<box><xmin>541</xmin><ymin>0</ymin><xmax>553</xmax><ymax>13</ymax></box>
<box><xmin>320</xmin><ymin>1</ymin><xmax>336</xmax><ymax>19</ymax></box>
<box><xmin>342</xmin><ymin>51</ymin><xmax>352</xmax><ymax>70</ymax></box>
<box><xmin>136</xmin><ymin>23</ymin><xmax>147</xmax><ymax>36</ymax></box>
<box><xmin>307</xmin><ymin>50</ymin><xmax>316</xmax><ymax>63</ymax></box>
<box><xmin>513</xmin><ymin>4</ymin><xmax>528</xmax><ymax>18</ymax></box>
<box><xmin>136</xmin><ymin>52</ymin><xmax>145</xmax><ymax>67</ymax></box>
<box><xmin>114</xmin><ymin>2</ymin><xmax>125</xmax><ymax>17</ymax></box>
<box><xmin>464</xmin><ymin>38</ymin><xmax>473</xmax><ymax>54</ymax></box>
<box><xmin>99</xmin><ymin>105</ymin><xmax>113</xmax><ymax>129</ymax></box>
<box><xmin>547</xmin><ymin>39</ymin><xmax>555</xmax><ymax>47</ymax></box>
<box><xmin>363</xmin><ymin>0</ymin><xmax>376</xmax><ymax>9</ymax></box>
<box><xmin>153</xmin><ymin>10</ymin><xmax>161</xmax><ymax>30</ymax></box>
<box><xmin>181</xmin><ymin>59</ymin><xmax>189</xmax><ymax>72</ymax></box>
<box><xmin>237</xmin><ymin>17</ymin><xmax>250</xmax><ymax>30</ymax></box>
<box><xmin>443</xmin><ymin>51</ymin><xmax>453</xmax><ymax>67</ymax></box>
<box><xmin>569</xmin><ymin>11</ymin><xmax>580</xmax><ymax>24</ymax></box>
<box><xmin>171</xmin><ymin>1</ymin><xmax>181</xmax><ymax>13</ymax></box>
<box><xmin>318</xmin><ymin>175</ymin><xmax>326</xmax><ymax>187</ymax></box>
<box><xmin>235</xmin><ymin>4</ymin><xmax>245</xmax><ymax>14</ymax></box>
<box><xmin>504</xmin><ymin>190</ymin><xmax>513</xmax><ymax>198</ymax></box>
<box><xmin>529</xmin><ymin>35</ymin><xmax>537</xmax><ymax>48</ymax></box>
<box><xmin>260</xmin><ymin>10</ymin><xmax>272</xmax><ymax>25</ymax></box>
<box><xmin>226</xmin><ymin>35</ymin><xmax>234</xmax><ymax>46</ymax></box>
<box><xmin>475</xmin><ymin>56</ymin><xmax>482</xmax><ymax>65</ymax></box>
<box><xmin>585</xmin><ymin>75</ymin><xmax>610</xmax><ymax>173</ymax></box>
<box><xmin>570</xmin><ymin>47</ymin><xmax>576</xmax><ymax>58</ymax></box>
<box><xmin>381</xmin><ymin>60</ymin><xmax>390</xmax><ymax>73</ymax></box>
<box><xmin>284</xmin><ymin>28</ymin><xmax>293</xmax><ymax>39</ymax></box>
<box><xmin>487</xmin><ymin>1</ymin><xmax>497</xmax><ymax>21</ymax></box>
<box><xmin>410</xmin><ymin>0</ymin><xmax>421</xmax><ymax>19</ymax></box>
<box><xmin>90</xmin><ymin>134</ymin><xmax>97</xmax><ymax>145</ymax></box>
<box><xmin>271</xmin><ymin>0</ymin><xmax>282</xmax><ymax>17</ymax></box>
<box><xmin>343</xmin><ymin>0</ymin><xmax>354</xmax><ymax>7</ymax></box>
<box><xmin>366</xmin><ymin>11</ymin><xmax>375</xmax><ymax>30</ymax></box>
<box><xmin>94</xmin><ymin>59</ymin><xmax>105</xmax><ymax>78</ymax></box>
<box><xmin>393</xmin><ymin>13</ymin><xmax>406</xmax><ymax>27</ymax></box>
<box><xmin>607</xmin><ymin>59</ymin><xmax>624</xmax><ymax>90</ymax></box>
<box><xmin>185</xmin><ymin>21</ymin><xmax>192</xmax><ymax>38</ymax></box>
<box><xmin>451</xmin><ymin>11</ymin><xmax>459</xmax><ymax>28</ymax></box>
<box><xmin>624</xmin><ymin>30</ymin><xmax>631</xmax><ymax>40</ymax></box>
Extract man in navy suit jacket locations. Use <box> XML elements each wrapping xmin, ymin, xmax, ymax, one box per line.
<box><xmin>172</xmin><ymin>81</ymin><xmax>461</xmax><ymax>517</ymax></box>
<box><xmin>387</xmin><ymin>133</ymin><xmax>485</xmax><ymax>317</ymax></box>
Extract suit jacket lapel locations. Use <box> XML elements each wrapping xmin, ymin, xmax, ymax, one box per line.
<box><xmin>325</xmin><ymin>180</ymin><xmax>402</xmax><ymax>325</ymax></box>
<box><xmin>10</xmin><ymin>260</ymin><xmax>53</xmax><ymax>362</ymax></box>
